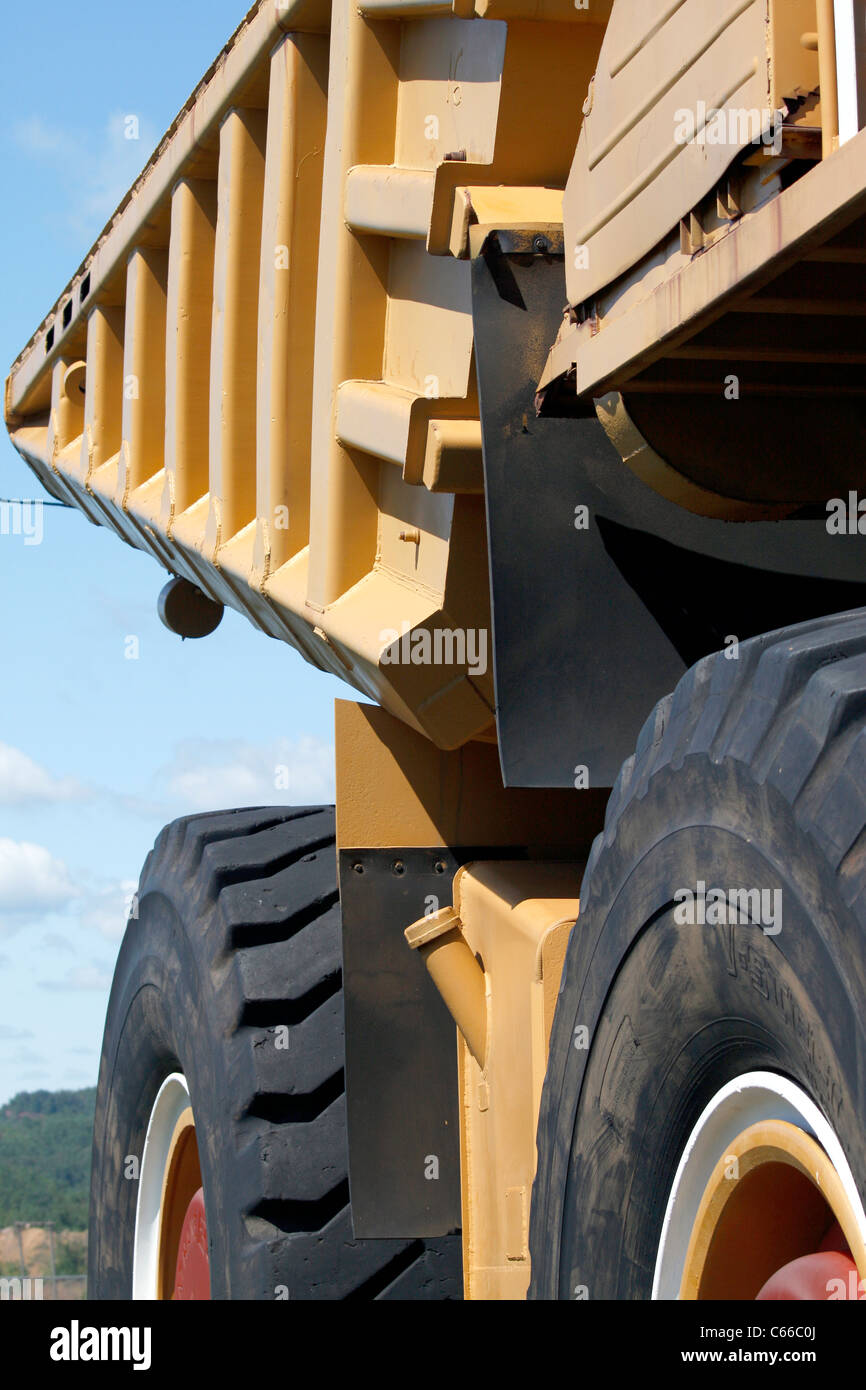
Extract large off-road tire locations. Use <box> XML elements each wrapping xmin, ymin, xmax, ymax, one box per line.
<box><xmin>530</xmin><ymin>611</ymin><xmax>866</xmax><ymax>1300</ymax></box>
<box><xmin>88</xmin><ymin>805</ymin><xmax>462</xmax><ymax>1300</ymax></box>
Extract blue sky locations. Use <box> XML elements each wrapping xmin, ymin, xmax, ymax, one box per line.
<box><xmin>0</xmin><ymin>2</ymin><xmax>349</xmax><ymax>1106</ymax></box>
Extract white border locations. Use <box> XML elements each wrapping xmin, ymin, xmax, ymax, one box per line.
<box><xmin>652</xmin><ymin>1070</ymin><xmax>866</xmax><ymax>1299</ymax></box>
<box><xmin>836</xmin><ymin>0</ymin><xmax>864</xmax><ymax>146</ymax></box>
<box><xmin>131</xmin><ymin>1071</ymin><xmax>191</xmax><ymax>1301</ymax></box>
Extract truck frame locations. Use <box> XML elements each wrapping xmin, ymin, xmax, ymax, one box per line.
<box><xmin>6</xmin><ymin>0</ymin><xmax>866</xmax><ymax>1301</ymax></box>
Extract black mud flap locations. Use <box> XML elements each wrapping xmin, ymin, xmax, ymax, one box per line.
<box><xmin>472</xmin><ymin>231</ymin><xmax>866</xmax><ymax>788</ymax></box>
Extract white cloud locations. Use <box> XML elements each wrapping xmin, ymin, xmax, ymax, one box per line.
<box><xmin>12</xmin><ymin>1047</ymin><xmax>46</xmax><ymax>1065</ymax></box>
<box><xmin>0</xmin><ymin>837</ymin><xmax>137</xmax><ymax>946</ymax></box>
<box><xmin>41</xmin><ymin>931</ymin><xmax>75</xmax><ymax>955</ymax></box>
<box><xmin>74</xmin><ymin>879</ymin><xmax>138</xmax><ymax>942</ymax></box>
<box><xmin>0</xmin><ymin>1026</ymin><xmax>33</xmax><ymax>1041</ymax></box>
<box><xmin>157</xmin><ymin>736</ymin><xmax>335</xmax><ymax>812</ymax></box>
<box><xmin>0</xmin><ymin>840</ymin><xmax>78</xmax><ymax>930</ymax></box>
<box><xmin>12</xmin><ymin>115</ymin><xmax>68</xmax><ymax>156</ymax></box>
<box><xmin>110</xmin><ymin>791</ymin><xmax>165</xmax><ymax>818</ymax></box>
<box><xmin>0</xmin><ymin>743</ymin><xmax>87</xmax><ymax>806</ymax></box>
<box><xmin>12</xmin><ymin>109</ymin><xmax>159</xmax><ymax>242</ymax></box>
<box><xmin>40</xmin><ymin>964</ymin><xmax>113</xmax><ymax>993</ymax></box>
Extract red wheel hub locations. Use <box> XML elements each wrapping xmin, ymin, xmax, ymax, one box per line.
<box><xmin>757</xmin><ymin>1220</ymin><xmax>862</xmax><ymax>1301</ymax></box>
<box><xmin>172</xmin><ymin>1186</ymin><xmax>211</xmax><ymax>1300</ymax></box>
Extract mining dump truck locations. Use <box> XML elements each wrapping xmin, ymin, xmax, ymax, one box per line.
<box><xmin>6</xmin><ymin>0</ymin><xmax>866</xmax><ymax>1301</ymax></box>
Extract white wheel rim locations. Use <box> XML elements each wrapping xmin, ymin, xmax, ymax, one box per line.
<box><xmin>132</xmin><ymin>1071</ymin><xmax>191</xmax><ymax>1301</ymax></box>
<box><xmin>652</xmin><ymin>1070</ymin><xmax>866</xmax><ymax>1300</ymax></box>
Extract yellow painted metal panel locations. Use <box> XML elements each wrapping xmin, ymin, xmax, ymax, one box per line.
<box><xmin>79</xmin><ymin>306</ymin><xmax>124</xmax><ymax>484</ymax></box>
<box><xmin>163</xmin><ymin>179</ymin><xmax>217</xmax><ymax>523</ymax></box>
<box><xmin>119</xmin><ymin>248</ymin><xmax>168</xmax><ymax>503</ymax></box>
<box><xmin>46</xmin><ymin>357</ymin><xmax>84</xmax><ymax>466</ymax></box>
<box><xmin>254</xmin><ymin>34</ymin><xmax>329</xmax><ymax>580</ymax></box>
<box><xmin>3</xmin><ymin>0</ymin><xmax>604</xmax><ymax>751</ymax></box>
<box><xmin>564</xmin><ymin>0</ymin><xmax>771</xmax><ymax>306</ymax></box>
<box><xmin>206</xmin><ymin>107</ymin><xmax>268</xmax><ymax>551</ymax></box>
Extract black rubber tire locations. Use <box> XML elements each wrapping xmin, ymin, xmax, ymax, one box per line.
<box><xmin>530</xmin><ymin>610</ymin><xmax>866</xmax><ymax>1300</ymax></box>
<box><xmin>88</xmin><ymin>805</ymin><xmax>462</xmax><ymax>1300</ymax></box>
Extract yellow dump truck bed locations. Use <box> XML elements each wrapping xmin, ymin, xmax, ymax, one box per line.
<box><xmin>8</xmin><ymin>0</ymin><xmax>865</xmax><ymax>750</ymax></box>
<box><xmin>4</xmin><ymin>0</ymin><xmax>606</xmax><ymax>751</ymax></box>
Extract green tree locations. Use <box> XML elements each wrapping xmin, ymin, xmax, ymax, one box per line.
<box><xmin>0</xmin><ymin>1087</ymin><xmax>95</xmax><ymax>1227</ymax></box>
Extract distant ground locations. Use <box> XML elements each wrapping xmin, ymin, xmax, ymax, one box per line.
<box><xmin>0</xmin><ymin>1087</ymin><xmax>93</xmax><ymax>1296</ymax></box>
<box><xmin>0</xmin><ymin>1224</ymin><xmax>86</xmax><ymax>1281</ymax></box>
<box><xmin>0</xmin><ymin>1087</ymin><xmax>94</xmax><ymax>1229</ymax></box>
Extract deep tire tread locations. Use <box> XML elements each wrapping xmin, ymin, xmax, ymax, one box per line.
<box><xmin>92</xmin><ymin>803</ymin><xmax>461</xmax><ymax>1299</ymax></box>
<box><xmin>530</xmin><ymin>607</ymin><xmax>866</xmax><ymax>1300</ymax></box>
